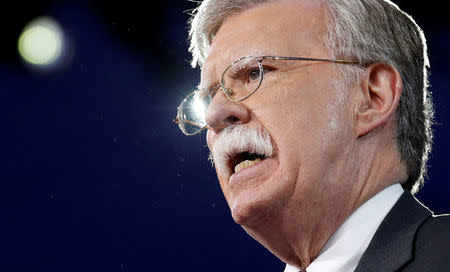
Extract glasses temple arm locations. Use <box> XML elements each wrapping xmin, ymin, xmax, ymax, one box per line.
<box><xmin>173</xmin><ymin>118</ymin><xmax>210</xmax><ymax>129</ymax></box>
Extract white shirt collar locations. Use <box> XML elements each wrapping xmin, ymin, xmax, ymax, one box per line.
<box><xmin>284</xmin><ymin>183</ymin><xmax>404</xmax><ymax>272</ymax></box>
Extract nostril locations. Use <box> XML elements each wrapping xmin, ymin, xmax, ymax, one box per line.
<box><xmin>224</xmin><ymin>116</ymin><xmax>240</xmax><ymax>125</ymax></box>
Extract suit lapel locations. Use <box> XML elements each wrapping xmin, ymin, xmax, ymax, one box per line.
<box><xmin>354</xmin><ymin>192</ymin><xmax>432</xmax><ymax>272</ymax></box>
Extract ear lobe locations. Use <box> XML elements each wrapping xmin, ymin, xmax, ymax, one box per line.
<box><xmin>356</xmin><ymin>63</ymin><xmax>402</xmax><ymax>137</ymax></box>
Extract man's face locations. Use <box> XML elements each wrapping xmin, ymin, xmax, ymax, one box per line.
<box><xmin>203</xmin><ymin>0</ymin><xmax>357</xmax><ymax>228</ymax></box>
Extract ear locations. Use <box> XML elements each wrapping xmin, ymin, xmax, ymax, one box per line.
<box><xmin>356</xmin><ymin>63</ymin><xmax>402</xmax><ymax>137</ymax></box>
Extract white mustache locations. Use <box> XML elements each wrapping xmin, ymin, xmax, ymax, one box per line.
<box><xmin>209</xmin><ymin>125</ymin><xmax>274</xmax><ymax>177</ymax></box>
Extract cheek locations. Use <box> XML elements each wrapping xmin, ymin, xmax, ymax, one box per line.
<box><xmin>252</xmin><ymin>74</ymin><xmax>351</xmax><ymax>150</ymax></box>
<box><xmin>324</xmin><ymin>87</ymin><xmax>350</xmax><ymax>134</ymax></box>
<box><xmin>253</xmin><ymin>85</ymin><xmax>307</xmax><ymax>130</ymax></box>
<box><xmin>268</xmin><ymin>88</ymin><xmax>349</xmax><ymax>159</ymax></box>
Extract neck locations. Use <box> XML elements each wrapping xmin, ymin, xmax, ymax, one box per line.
<box><xmin>243</xmin><ymin>134</ymin><xmax>407</xmax><ymax>270</ymax></box>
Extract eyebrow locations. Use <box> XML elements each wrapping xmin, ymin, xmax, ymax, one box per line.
<box><xmin>200</xmin><ymin>65</ymin><xmax>219</xmax><ymax>90</ymax></box>
<box><xmin>199</xmin><ymin>51</ymin><xmax>275</xmax><ymax>88</ymax></box>
<box><xmin>198</xmin><ymin>79</ymin><xmax>218</xmax><ymax>91</ymax></box>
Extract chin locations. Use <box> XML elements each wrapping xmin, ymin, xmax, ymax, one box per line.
<box><xmin>231</xmin><ymin>198</ymin><xmax>270</xmax><ymax>227</ymax></box>
<box><xmin>228</xmin><ymin>182</ymin><xmax>291</xmax><ymax>228</ymax></box>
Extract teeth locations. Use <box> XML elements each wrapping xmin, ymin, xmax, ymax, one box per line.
<box><xmin>234</xmin><ymin>158</ymin><xmax>262</xmax><ymax>173</ymax></box>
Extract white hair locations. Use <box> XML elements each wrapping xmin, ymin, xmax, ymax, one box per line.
<box><xmin>209</xmin><ymin>124</ymin><xmax>273</xmax><ymax>177</ymax></box>
<box><xmin>188</xmin><ymin>0</ymin><xmax>434</xmax><ymax>193</ymax></box>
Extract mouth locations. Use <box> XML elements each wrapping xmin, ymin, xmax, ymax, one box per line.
<box><xmin>209</xmin><ymin>124</ymin><xmax>274</xmax><ymax>179</ymax></box>
<box><xmin>229</xmin><ymin>151</ymin><xmax>268</xmax><ymax>174</ymax></box>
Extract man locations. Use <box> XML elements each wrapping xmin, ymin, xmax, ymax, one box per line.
<box><xmin>174</xmin><ymin>0</ymin><xmax>450</xmax><ymax>271</ymax></box>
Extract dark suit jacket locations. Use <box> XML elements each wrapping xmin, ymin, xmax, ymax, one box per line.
<box><xmin>355</xmin><ymin>191</ymin><xmax>450</xmax><ymax>272</ymax></box>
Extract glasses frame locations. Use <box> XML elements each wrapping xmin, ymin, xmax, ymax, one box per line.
<box><xmin>174</xmin><ymin>55</ymin><xmax>358</xmax><ymax>136</ymax></box>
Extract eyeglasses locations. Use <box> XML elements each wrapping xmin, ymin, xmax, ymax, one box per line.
<box><xmin>174</xmin><ymin>55</ymin><xmax>358</xmax><ymax>136</ymax></box>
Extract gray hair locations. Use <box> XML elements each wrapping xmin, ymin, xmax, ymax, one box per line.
<box><xmin>188</xmin><ymin>0</ymin><xmax>434</xmax><ymax>193</ymax></box>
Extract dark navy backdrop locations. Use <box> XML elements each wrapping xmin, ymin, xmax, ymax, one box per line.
<box><xmin>0</xmin><ymin>1</ymin><xmax>448</xmax><ymax>271</ymax></box>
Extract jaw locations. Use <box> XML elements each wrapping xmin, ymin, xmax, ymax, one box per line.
<box><xmin>218</xmin><ymin>152</ymin><xmax>300</xmax><ymax>228</ymax></box>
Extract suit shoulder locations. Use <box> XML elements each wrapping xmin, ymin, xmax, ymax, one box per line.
<box><xmin>416</xmin><ymin>214</ymin><xmax>450</xmax><ymax>244</ymax></box>
<box><xmin>414</xmin><ymin>214</ymin><xmax>450</xmax><ymax>254</ymax></box>
<box><xmin>407</xmin><ymin>214</ymin><xmax>450</xmax><ymax>270</ymax></box>
<box><xmin>421</xmin><ymin>213</ymin><xmax>450</xmax><ymax>231</ymax></box>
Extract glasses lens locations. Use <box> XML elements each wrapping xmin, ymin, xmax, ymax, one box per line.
<box><xmin>222</xmin><ymin>56</ymin><xmax>263</xmax><ymax>102</ymax></box>
<box><xmin>177</xmin><ymin>90</ymin><xmax>211</xmax><ymax>135</ymax></box>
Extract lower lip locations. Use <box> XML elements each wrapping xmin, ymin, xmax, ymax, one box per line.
<box><xmin>228</xmin><ymin>157</ymin><xmax>277</xmax><ymax>188</ymax></box>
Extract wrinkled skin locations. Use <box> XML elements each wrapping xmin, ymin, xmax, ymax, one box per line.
<box><xmin>202</xmin><ymin>0</ymin><xmax>407</xmax><ymax>269</ymax></box>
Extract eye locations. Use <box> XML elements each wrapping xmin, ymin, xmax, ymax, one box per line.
<box><xmin>248</xmin><ymin>68</ymin><xmax>262</xmax><ymax>82</ymax></box>
<box><xmin>247</xmin><ymin>66</ymin><xmax>273</xmax><ymax>83</ymax></box>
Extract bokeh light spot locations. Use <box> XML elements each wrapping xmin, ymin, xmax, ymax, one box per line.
<box><xmin>18</xmin><ymin>17</ymin><xmax>63</xmax><ymax>66</ymax></box>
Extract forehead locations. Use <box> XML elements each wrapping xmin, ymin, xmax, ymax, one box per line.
<box><xmin>201</xmin><ymin>0</ymin><xmax>329</xmax><ymax>84</ymax></box>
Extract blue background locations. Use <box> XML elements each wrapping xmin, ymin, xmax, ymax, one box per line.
<box><xmin>0</xmin><ymin>1</ymin><xmax>448</xmax><ymax>271</ymax></box>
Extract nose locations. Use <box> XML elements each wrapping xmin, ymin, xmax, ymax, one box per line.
<box><xmin>205</xmin><ymin>90</ymin><xmax>251</xmax><ymax>133</ymax></box>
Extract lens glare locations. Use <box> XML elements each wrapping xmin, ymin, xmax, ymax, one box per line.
<box><xmin>177</xmin><ymin>90</ymin><xmax>211</xmax><ymax>135</ymax></box>
<box><xmin>176</xmin><ymin>56</ymin><xmax>263</xmax><ymax>135</ymax></box>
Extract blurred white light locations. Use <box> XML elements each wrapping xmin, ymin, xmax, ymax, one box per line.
<box><xmin>18</xmin><ymin>17</ymin><xmax>64</xmax><ymax>66</ymax></box>
<box><xmin>192</xmin><ymin>92</ymin><xmax>208</xmax><ymax>123</ymax></box>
